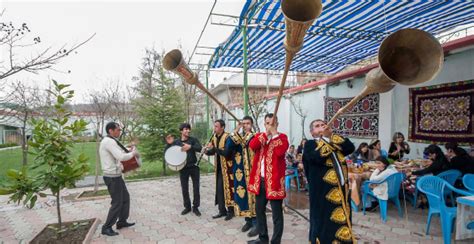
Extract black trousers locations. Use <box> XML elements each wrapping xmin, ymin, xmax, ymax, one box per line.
<box><xmin>256</xmin><ymin>178</ymin><xmax>284</xmax><ymax>244</ymax></box>
<box><xmin>103</xmin><ymin>176</ymin><xmax>130</xmax><ymax>230</ymax></box>
<box><xmin>179</xmin><ymin>166</ymin><xmax>200</xmax><ymax>210</ymax></box>
<box><xmin>245</xmin><ymin>217</ymin><xmax>257</xmax><ymax>225</ymax></box>
<box><xmin>216</xmin><ymin>164</ymin><xmax>227</xmax><ymax>214</ymax></box>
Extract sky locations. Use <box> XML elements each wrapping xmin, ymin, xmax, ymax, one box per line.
<box><xmin>1</xmin><ymin>0</ymin><xmax>244</xmax><ymax>103</ymax></box>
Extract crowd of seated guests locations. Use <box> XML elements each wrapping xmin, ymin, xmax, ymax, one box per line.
<box><xmin>286</xmin><ymin>142</ymin><xmax>307</xmax><ymax>190</ymax></box>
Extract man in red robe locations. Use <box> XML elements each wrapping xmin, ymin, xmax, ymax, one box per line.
<box><xmin>247</xmin><ymin>113</ymin><xmax>289</xmax><ymax>244</ymax></box>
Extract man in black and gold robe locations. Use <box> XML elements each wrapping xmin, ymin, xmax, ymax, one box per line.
<box><xmin>205</xmin><ymin>119</ymin><xmax>235</xmax><ymax>221</ymax></box>
<box><xmin>303</xmin><ymin>119</ymin><xmax>355</xmax><ymax>244</ymax></box>
<box><xmin>226</xmin><ymin>116</ymin><xmax>258</xmax><ymax>237</ymax></box>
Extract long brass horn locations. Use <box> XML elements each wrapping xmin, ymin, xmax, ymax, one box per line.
<box><xmin>273</xmin><ymin>0</ymin><xmax>323</xmax><ymax>118</ymax></box>
<box><xmin>163</xmin><ymin>49</ymin><xmax>240</xmax><ymax>122</ymax></box>
<box><xmin>328</xmin><ymin>28</ymin><xmax>444</xmax><ymax>125</ymax></box>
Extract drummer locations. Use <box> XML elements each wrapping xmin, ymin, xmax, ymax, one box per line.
<box><xmin>165</xmin><ymin>123</ymin><xmax>203</xmax><ymax>217</ymax></box>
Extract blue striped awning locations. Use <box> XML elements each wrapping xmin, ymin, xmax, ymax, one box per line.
<box><xmin>209</xmin><ymin>0</ymin><xmax>474</xmax><ymax>74</ymax></box>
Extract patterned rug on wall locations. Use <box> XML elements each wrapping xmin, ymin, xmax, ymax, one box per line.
<box><xmin>409</xmin><ymin>80</ymin><xmax>474</xmax><ymax>145</ymax></box>
<box><xmin>324</xmin><ymin>94</ymin><xmax>379</xmax><ymax>139</ymax></box>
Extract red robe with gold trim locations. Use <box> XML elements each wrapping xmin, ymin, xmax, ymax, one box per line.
<box><xmin>248</xmin><ymin>132</ymin><xmax>289</xmax><ymax>200</ymax></box>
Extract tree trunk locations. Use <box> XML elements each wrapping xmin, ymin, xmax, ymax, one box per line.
<box><xmin>56</xmin><ymin>192</ymin><xmax>62</xmax><ymax>237</ymax></box>
<box><xmin>21</xmin><ymin>118</ymin><xmax>28</xmax><ymax>166</ymax></box>
<box><xmin>94</xmin><ymin>122</ymin><xmax>101</xmax><ymax>192</ymax></box>
<box><xmin>301</xmin><ymin>117</ymin><xmax>306</xmax><ymax>139</ymax></box>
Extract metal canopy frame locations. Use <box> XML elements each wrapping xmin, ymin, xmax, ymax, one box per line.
<box><xmin>187</xmin><ymin>0</ymin><xmax>474</xmax><ymax>136</ymax></box>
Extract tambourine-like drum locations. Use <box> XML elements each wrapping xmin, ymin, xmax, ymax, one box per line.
<box><xmin>165</xmin><ymin>145</ymin><xmax>187</xmax><ymax>171</ymax></box>
<box><xmin>121</xmin><ymin>156</ymin><xmax>142</xmax><ymax>173</ymax></box>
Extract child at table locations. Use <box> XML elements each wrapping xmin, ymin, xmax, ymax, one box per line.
<box><xmin>364</xmin><ymin>156</ymin><xmax>398</xmax><ymax>211</ymax></box>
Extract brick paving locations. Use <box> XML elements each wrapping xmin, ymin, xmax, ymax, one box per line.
<box><xmin>0</xmin><ymin>175</ymin><xmax>471</xmax><ymax>243</ymax></box>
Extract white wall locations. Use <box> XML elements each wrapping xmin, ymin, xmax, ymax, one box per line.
<box><xmin>259</xmin><ymin>46</ymin><xmax>473</xmax><ymax>156</ymax></box>
<box><xmin>390</xmin><ymin>48</ymin><xmax>474</xmax><ymax>158</ymax></box>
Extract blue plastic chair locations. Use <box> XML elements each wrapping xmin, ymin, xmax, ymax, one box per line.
<box><xmin>285</xmin><ymin>167</ymin><xmax>300</xmax><ymax>191</ymax></box>
<box><xmin>362</xmin><ymin>172</ymin><xmax>404</xmax><ymax>223</ymax></box>
<box><xmin>411</xmin><ymin>170</ymin><xmax>462</xmax><ymax>208</ymax></box>
<box><xmin>351</xmin><ymin>199</ymin><xmax>358</xmax><ymax>212</ymax></box>
<box><xmin>438</xmin><ymin>169</ymin><xmax>462</xmax><ymax>204</ymax></box>
<box><xmin>416</xmin><ymin>176</ymin><xmax>473</xmax><ymax>244</ymax></box>
<box><xmin>462</xmin><ymin>174</ymin><xmax>474</xmax><ymax>192</ymax></box>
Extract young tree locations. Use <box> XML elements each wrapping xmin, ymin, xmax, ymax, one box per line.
<box><xmin>88</xmin><ymin>89</ymin><xmax>113</xmax><ymax>193</ymax></box>
<box><xmin>248</xmin><ymin>97</ymin><xmax>268</xmax><ymax>133</ymax></box>
<box><xmin>135</xmin><ymin>48</ymin><xmax>185</xmax><ymax>176</ymax></box>
<box><xmin>0</xmin><ymin>80</ymin><xmax>89</xmax><ymax>236</ymax></box>
<box><xmin>0</xmin><ymin>80</ymin><xmax>44</xmax><ymax>165</ymax></box>
<box><xmin>289</xmin><ymin>96</ymin><xmax>308</xmax><ymax>139</ymax></box>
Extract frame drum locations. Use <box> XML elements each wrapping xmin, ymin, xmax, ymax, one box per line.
<box><xmin>165</xmin><ymin>145</ymin><xmax>187</xmax><ymax>171</ymax></box>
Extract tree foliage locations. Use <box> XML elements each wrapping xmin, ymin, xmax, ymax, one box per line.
<box><xmin>134</xmin><ymin>48</ymin><xmax>185</xmax><ymax>175</ymax></box>
<box><xmin>0</xmin><ymin>81</ymin><xmax>89</xmax><ymax>235</ymax></box>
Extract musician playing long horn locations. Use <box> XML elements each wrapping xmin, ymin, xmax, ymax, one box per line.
<box><xmin>204</xmin><ymin>119</ymin><xmax>235</xmax><ymax>221</ymax></box>
<box><xmin>100</xmin><ymin>122</ymin><xmax>139</xmax><ymax>236</ymax></box>
<box><xmin>165</xmin><ymin>123</ymin><xmax>203</xmax><ymax>216</ymax></box>
<box><xmin>303</xmin><ymin>119</ymin><xmax>355</xmax><ymax>244</ymax></box>
<box><xmin>226</xmin><ymin>115</ymin><xmax>258</xmax><ymax>237</ymax></box>
<box><xmin>247</xmin><ymin>113</ymin><xmax>289</xmax><ymax>244</ymax></box>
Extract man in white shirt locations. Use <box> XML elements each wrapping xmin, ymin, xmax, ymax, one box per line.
<box><xmin>100</xmin><ymin>122</ymin><xmax>139</xmax><ymax>236</ymax></box>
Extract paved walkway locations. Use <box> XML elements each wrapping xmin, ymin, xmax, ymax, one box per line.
<box><xmin>0</xmin><ymin>175</ymin><xmax>470</xmax><ymax>243</ymax></box>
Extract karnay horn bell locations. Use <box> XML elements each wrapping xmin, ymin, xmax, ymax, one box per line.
<box><xmin>272</xmin><ymin>0</ymin><xmax>323</xmax><ymax>119</ymax></box>
<box><xmin>162</xmin><ymin>49</ymin><xmax>240</xmax><ymax>121</ymax></box>
<box><xmin>328</xmin><ymin>28</ymin><xmax>444</xmax><ymax>125</ymax></box>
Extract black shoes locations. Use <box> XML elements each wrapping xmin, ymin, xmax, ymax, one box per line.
<box><xmin>247</xmin><ymin>227</ymin><xmax>259</xmax><ymax>237</ymax></box>
<box><xmin>193</xmin><ymin>208</ymin><xmax>201</xmax><ymax>217</ymax></box>
<box><xmin>241</xmin><ymin>222</ymin><xmax>253</xmax><ymax>232</ymax></box>
<box><xmin>116</xmin><ymin>222</ymin><xmax>135</xmax><ymax>229</ymax></box>
<box><xmin>224</xmin><ymin>212</ymin><xmax>234</xmax><ymax>221</ymax></box>
<box><xmin>212</xmin><ymin>212</ymin><xmax>226</xmax><ymax>219</ymax></box>
<box><xmin>181</xmin><ymin>208</ymin><xmax>192</xmax><ymax>215</ymax></box>
<box><xmin>101</xmin><ymin>228</ymin><xmax>119</xmax><ymax>236</ymax></box>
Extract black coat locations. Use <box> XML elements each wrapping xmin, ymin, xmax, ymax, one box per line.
<box><xmin>303</xmin><ymin>135</ymin><xmax>355</xmax><ymax>244</ymax></box>
<box><xmin>449</xmin><ymin>149</ymin><xmax>474</xmax><ymax>175</ymax></box>
<box><xmin>165</xmin><ymin>136</ymin><xmax>202</xmax><ymax>169</ymax></box>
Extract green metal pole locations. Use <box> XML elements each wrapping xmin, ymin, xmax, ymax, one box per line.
<box><xmin>205</xmin><ymin>69</ymin><xmax>211</xmax><ymax>138</ymax></box>
<box><xmin>243</xmin><ymin>19</ymin><xmax>249</xmax><ymax>116</ymax></box>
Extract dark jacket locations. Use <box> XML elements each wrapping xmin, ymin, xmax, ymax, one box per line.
<box><xmin>166</xmin><ymin>136</ymin><xmax>202</xmax><ymax>168</ymax></box>
<box><xmin>449</xmin><ymin>148</ymin><xmax>474</xmax><ymax>175</ymax></box>
<box><xmin>413</xmin><ymin>157</ymin><xmax>449</xmax><ymax>176</ymax></box>
<box><xmin>388</xmin><ymin>142</ymin><xmax>410</xmax><ymax>161</ymax></box>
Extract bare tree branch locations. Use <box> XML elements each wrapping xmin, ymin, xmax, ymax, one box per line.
<box><xmin>0</xmin><ymin>80</ymin><xmax>46</xmax><ymax>165</ymax></box>
<box><xmin>289</xmin><ymin>96</ymin><xmax>308</xmax><ymax>139</ymax></box>
<box><xmin>0</xmin><ymin>14</ymin><xmax>95</xmax><ymax>80</ymax></box>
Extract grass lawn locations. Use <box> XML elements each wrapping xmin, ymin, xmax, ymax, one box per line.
<box><xmin>0</xmin><ymin>142</ymin><xmax>215</xmax><ymax>183</ymax></box>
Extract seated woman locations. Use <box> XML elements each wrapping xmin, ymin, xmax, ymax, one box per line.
<box><xmin>445</xmin><ymin>142</ymin><xmax>474</xmax><ymax>175</ymax></box>
<box><xmin>410</xmin><ymin>144</ymin><xmax>449</xmax><ymax>176</ymax></box>
<box><xmin>351</xmin><ymin>142</ymin><xmax>370</xmax><ymax>163</ymax></box>
<box><xmin>364</xmin><ymin>156</ymin><xmax>399</xmax><ymax>211</ymax></box>
<box><xmin>369</xmin><ymin>139</ymin><xmax>388</xmax><ymax>160</ymax></box>
<box><xmin>388</xmin><ymin>132</ymin><xmax>411</xmax><ymax>161</ymax></box>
